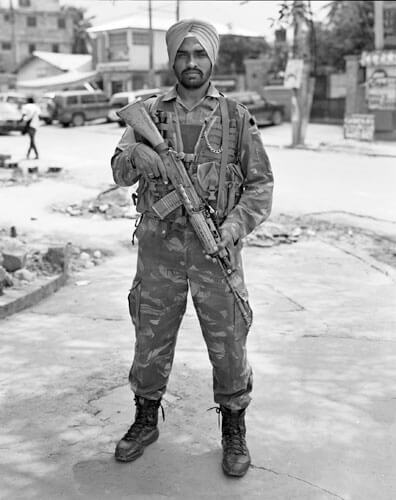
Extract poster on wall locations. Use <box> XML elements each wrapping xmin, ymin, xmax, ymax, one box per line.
<box><xmin>366</xmin><ymin>68</ymin><xmax>396</xmax><ymax>110</ymax></box>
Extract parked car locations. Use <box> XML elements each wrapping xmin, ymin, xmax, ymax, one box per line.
<box><xmin>108</xmin><ymin>88</ymin><xmax>161</xmax><ymax>126</ymax></box>
<box><xmin>52</xmin><ymin>90</ymin><xmax>110</xmax><ymax>127</ymax></box>
<box><xmin>0</xmin><ymin>102</ymin><xmax>26</xmax><ymax>134</ymax></box>
<box><xmin>37</xmin><ymin>93</ymin><xmax>56</xmax><ymax>125</ymax></box>
<box><xmin>225</xmin><ymin>91</ymin><xmax>284</xmax><ymax>126</ymax></box>
<box><xmin>0</xmin><ymin>92</ymin><xmax>28</xmax><ymax>110</ymax></box>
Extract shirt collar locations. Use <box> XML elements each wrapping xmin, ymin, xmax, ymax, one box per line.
<box><xmin>162</xmin><ymin>81</ymin><xmax>221</xmax><ymax>102</ymax></box>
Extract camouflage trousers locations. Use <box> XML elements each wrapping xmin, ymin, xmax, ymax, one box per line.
<box><xmin>128</xmin><ymin>215</ymin><xmax>253</xmax><ymax>410</ymax></box>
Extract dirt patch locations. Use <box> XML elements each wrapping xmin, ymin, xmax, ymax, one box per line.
<box><xmin>246</xmin><ymin>214</ymin><xmax>396</xmax><ymax>271</ymax></box>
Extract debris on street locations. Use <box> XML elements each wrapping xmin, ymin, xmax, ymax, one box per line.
<box><xmin>51</xmin><ymin>184</ymin><xmax>137</xmax><ymax>220</ymax></box>
<box><xmin>0</xmin><ymin>227</ymin><xmax>107</xmax><ymax>296</ymax></box>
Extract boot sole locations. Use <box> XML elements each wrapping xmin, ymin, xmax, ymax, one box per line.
<box><xmin>115</xmin><ymin>430</ymin><xmax>159</xmax><ymax>463</ymax></box>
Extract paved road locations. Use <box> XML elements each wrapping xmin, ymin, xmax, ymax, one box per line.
<box><xmin>1</xmin><ymin>122</ymin><xmax>396</xmax><ymax>499</ymax></box>
<box><xmin>1</xmin><ymin>121</ymin><xmax>396</xmax><ymax>230</ymax></box>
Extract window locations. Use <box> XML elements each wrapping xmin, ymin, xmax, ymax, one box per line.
<box><xmin>66</xmin><ymin>96</ymin><xmax>78</xmax><ymax>105</ymax></box>
<box><xmin>4</xmin><ymin>13</ymin><xmax>10</xmax><ymax>22</ymax></box>
<box><xmin>19</xmin><ymin>0</ymin><xmax>31</xmax><ymax>6</ymax></box>
<box><xmin>132</xmin><ymin>31</ymin><xmax>149</xmax><ymax>45</ymax></box>
<box><xmin>2</xmin><ymin>42</ymin><xmax>11</xmax><ymax>50</ymax></box>
<box><xmin>96</xmin><ymin>93</ymin><xmax>108</xmax><ymax>102</ymax></box>
<box><xmin>58</xmin><ymin>18</ymin><xmax>66</xmax><ymax>29</ymax></box>
<box><xmin>28</xmin><ymin>44</ymin><xmax>36</xmax><ymax>53</ymax></box>
<box><xmin>81</xmin><ymin>94</ymin><xmax>97</xmax><ymax>104</ymax></box>
<box><xmin>27</xmin><ymin>16</ymin><xmax>36</xmax><ymax>27</ymax></box>
<box><xmin>108</xmin><ymin>32</ymin><xmax>128</xmax><ymax>61</ymax></box>
<box><xmin>52</xmin><ymin>44</ymin><xmax>59</xmax><ymax>53</ymax></box>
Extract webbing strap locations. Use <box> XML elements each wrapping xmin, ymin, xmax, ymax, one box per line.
<box><xmin>216</xmin><ymin>96</ymin><xmax>230</xmax><ymax>218</ymax></box>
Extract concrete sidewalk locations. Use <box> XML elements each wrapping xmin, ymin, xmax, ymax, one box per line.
<box><xmin>1</xmin><ymin>236</ymin><xmax>396</xmax><ymax>499</ymax></box>
<box><xmin>261</xmin><ymin>122</ymin><xmax>396</xmax><ymax>158</ymax></box>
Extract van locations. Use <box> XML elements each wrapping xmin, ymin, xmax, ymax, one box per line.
<box><xmin>0</xmin><ymin>92</ymin><xmax>28</xmax><ymax>109</ymax></box>
<box><xmin>107</xmin><ymin>88</ymin><xmax>161</xmax><ymax>125</ymax></box>
<box><xmin>52</xmin><ymin>90</ymin><xmax>110</xmax><ymax>127</ymax></box>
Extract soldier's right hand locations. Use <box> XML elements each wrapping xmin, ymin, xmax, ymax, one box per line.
<box><xmin>131</xmin><ymin>143</ymin><xmax>168</xmax><ymax>184</ymax></box>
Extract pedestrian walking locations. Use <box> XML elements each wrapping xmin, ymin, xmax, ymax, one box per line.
<box><xmin>21</xmin><ymin>97</ymin><xmax>40</xmax><ymax>159</ymax></box>
<box><xmin>111</xmin><ymin>18</ymin><xmax>273</xmax><ymax>477</ymax></box>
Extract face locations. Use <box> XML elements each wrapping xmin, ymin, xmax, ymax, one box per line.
<box><xmin>173</xmin><ymin>37</ymin><xmax>212</xmax><ymax>89</ymax></box>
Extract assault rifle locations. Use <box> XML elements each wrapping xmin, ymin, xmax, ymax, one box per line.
<box><xmin>117</xmin><ymin>101</ymin><xmax>252</xmax><ymax>329</ymax></box>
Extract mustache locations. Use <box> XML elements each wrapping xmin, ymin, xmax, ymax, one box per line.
<box><xmin>182</xmin><ymin>69</ymin><xmax>202</xmax><ymax>75</ymax></box>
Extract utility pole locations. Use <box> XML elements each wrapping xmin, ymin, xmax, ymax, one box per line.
<box><xmin>176</xmin><ymin>0</ymin><xmax>180</xmax><ymax>22</ymax></box>
<box><xmin>9</xmin><ymin>0</ymin><xmax>18</xmax><ymax>71</ymax></box>
<box><xmin>148</xmin><ymin>0</ymin><xmax>155</xmax><ymax>87</ymax></box>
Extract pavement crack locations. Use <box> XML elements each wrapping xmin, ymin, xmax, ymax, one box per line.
<box><xmin>250</xmin><ymin>464</ymin><xmax>345</xmax><ymax>499</ymax></box>
<box><xmin>264</xmin><ymin>284</ymin><xmax>305</xmax><ymax>311</ymax></box>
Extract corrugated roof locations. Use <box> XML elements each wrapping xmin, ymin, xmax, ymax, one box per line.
<box><xmin>16</xmin><ymin>70</ymin><xmax>98</xmax><ymax>90</ymax></box>
<box><xmin>33</xmin><ymin>51</ymin><xmax>92</xmax><ymax>71</ymax></box>
<box><xmin>88</xmin><ymin>16</ymin><xmax>262</xmax><ymax>38</ymax></box>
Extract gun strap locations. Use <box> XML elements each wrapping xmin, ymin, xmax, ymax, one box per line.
<box><xmin>216</xmin><ymin>96</ymin><xmax>230</xmax><ymax>219</ymax></box>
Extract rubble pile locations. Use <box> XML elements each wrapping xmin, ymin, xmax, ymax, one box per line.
<box><xmin>52</xmin><ymin>185</ymin><xmax>137</xmax><ymax>220</ymax></box>
<box><xmin>0</xmin><ymin>228</ymin><xmax>106</xmax><ymax>296</ymax></box>
<box><xmin>245</xmin><ymin>221</ymin><xmax>315</xmax><ymax>247</ymax></box>
<box><xmin>0</xmin><ymin>164</ymin><xmax>64</xmax><ymax>187</ymax></box>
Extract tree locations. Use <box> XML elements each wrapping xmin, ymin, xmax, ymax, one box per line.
<box><xmin>62</xmin><ymin>6</ymin><xmax>94</xmax><ymax>54</ymax></box>
<box><xmin>275</xmin><ymin>1</ymin><xmax>316</xmax><ymax>146</ymax></box>
<box><xmin>215</xmin><ymin>35</ymin><xmax>270</xmax><ymax>75</ymax></box>
<box><xmin>319</xmin><ymin>0</ymin><xmax>374</xmax><ymax>71</ymax></box>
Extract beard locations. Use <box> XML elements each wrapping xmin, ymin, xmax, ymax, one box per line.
<box><xmin>177</xmin><ymin>69</ymin><xmax>211</xmax><ymax>89</ymax></box>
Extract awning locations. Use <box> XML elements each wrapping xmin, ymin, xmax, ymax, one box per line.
<box><xmin>16</xmin><ymin>70</ymin><xmax>98</xmax><ymax>91</ymax></box>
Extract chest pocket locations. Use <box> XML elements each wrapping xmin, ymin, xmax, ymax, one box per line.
<box><xmin>195</xmin><ymin>160</ymin><xmax>244</xmax><ymax>212</ymax></box>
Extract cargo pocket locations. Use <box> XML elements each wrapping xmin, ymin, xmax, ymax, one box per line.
<box><xmin>128</xmin><ymin>278</ymin><xmax>142</xmax><ymax>328</ymax></box>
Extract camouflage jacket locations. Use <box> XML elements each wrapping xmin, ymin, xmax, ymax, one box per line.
<box><xmin>111</xmin><ymin>83</ymin><xmax>274</xmax><ymax>242</ymax></box>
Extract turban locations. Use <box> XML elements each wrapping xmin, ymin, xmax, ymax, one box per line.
<box><xmin>166</xmin><ymin>19</ymin><xmax>219</xmax><ymax>67</ymax></box>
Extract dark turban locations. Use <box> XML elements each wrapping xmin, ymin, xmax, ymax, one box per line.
<box><xmin>166</xmin><ymin>19</ymin><xmax>219</xmax><ymax>66</ymax></box>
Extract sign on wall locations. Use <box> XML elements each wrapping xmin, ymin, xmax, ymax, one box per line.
<box><xmin>344</xmin><ymin>114</ymin><xmax>375</xmax><ymax>141</ymax></box>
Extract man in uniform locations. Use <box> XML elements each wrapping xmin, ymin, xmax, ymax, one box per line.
<box><xmin>111</xmin><ymin>19</ymin><xmax>273</xmax><ymax>477</ymax></box>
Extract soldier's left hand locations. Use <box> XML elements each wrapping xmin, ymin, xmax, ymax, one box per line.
<box><xmin>216</xmin><ymin>227</ymin><xmax>234</xmax><ymax>253</ymax></box>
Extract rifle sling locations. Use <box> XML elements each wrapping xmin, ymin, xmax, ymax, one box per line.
<box><xmin>217</xmin><ymin>96</ymin><xmax>230</xmax><ymax>219</ymax></box>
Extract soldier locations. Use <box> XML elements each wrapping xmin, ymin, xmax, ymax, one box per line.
<box><xmin>111</xmin><ymin>19</ymin><xmax>273</xmax><ymax>477</ymax></box>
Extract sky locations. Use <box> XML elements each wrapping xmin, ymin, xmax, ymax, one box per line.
<box><xmin>59</xmin><ymin>0</ymin><xmax>330</xmax><ymax>40</ymax></box>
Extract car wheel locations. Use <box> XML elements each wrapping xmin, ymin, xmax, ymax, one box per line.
<box><xmin>72</xmin><ymin>113</ymin><xmax>85</xmax><ymax>127</ymax></box>
<box><xmin>272</xmin><ymin>110</ymin><xmax>283</xmax><ymax>126</ymax></box>
<box><xmin>62</xmin><ymin>122</ymin><xmax>70</xmax><ymax>128</ymax></box>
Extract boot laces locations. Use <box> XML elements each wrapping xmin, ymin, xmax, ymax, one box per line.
<box><xmin>123</xmin><ymin>398</ymin><xmax>165</xmax><ymax>441</ymax></box>
<box><xmin>222</xmin><ymin>415</ymin><xmax>247</xmax><ymax>455</ymax></box>
<box><xmin>207</xmin><ymin>406</ymin><xmax>247</xmax><ymax>455</ymax></box>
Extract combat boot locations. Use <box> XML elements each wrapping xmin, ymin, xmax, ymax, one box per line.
<box><xmin>115</xmin><ymin>396</ymin><xmax>162</xmax><ymax>462</ymax></box>
<box><xmin>220</xmin><ymin>406</ymin><xmax>251</xmax><ymax>477</ymax></box>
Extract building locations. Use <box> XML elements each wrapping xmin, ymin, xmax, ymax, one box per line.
<box><xmin>0</xmin><ymin>0</ymin><xmax>74</xmax><ymax>74</ymax></box>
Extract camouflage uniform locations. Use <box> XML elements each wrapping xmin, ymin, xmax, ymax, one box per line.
<box><xmin>111</xmin><ymin>83</ymin><xmax>273</xmax><ymax>410</ymax></box>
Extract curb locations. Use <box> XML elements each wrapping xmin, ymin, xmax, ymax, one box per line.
<box><xmin>0</xmin><ymin>272</ymin><xmax>68</xmax><ymax>319</ymax></box>
<box><xmin>264</xmin><ymin>142</ymin><xmax>396</xmax><ymax>158</ymax></box>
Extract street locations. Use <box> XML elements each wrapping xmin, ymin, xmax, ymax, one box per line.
<box><xmin>1</xmin><ymin>122</ymin><xmax>396</xmax><ymax>499</ymax></box>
